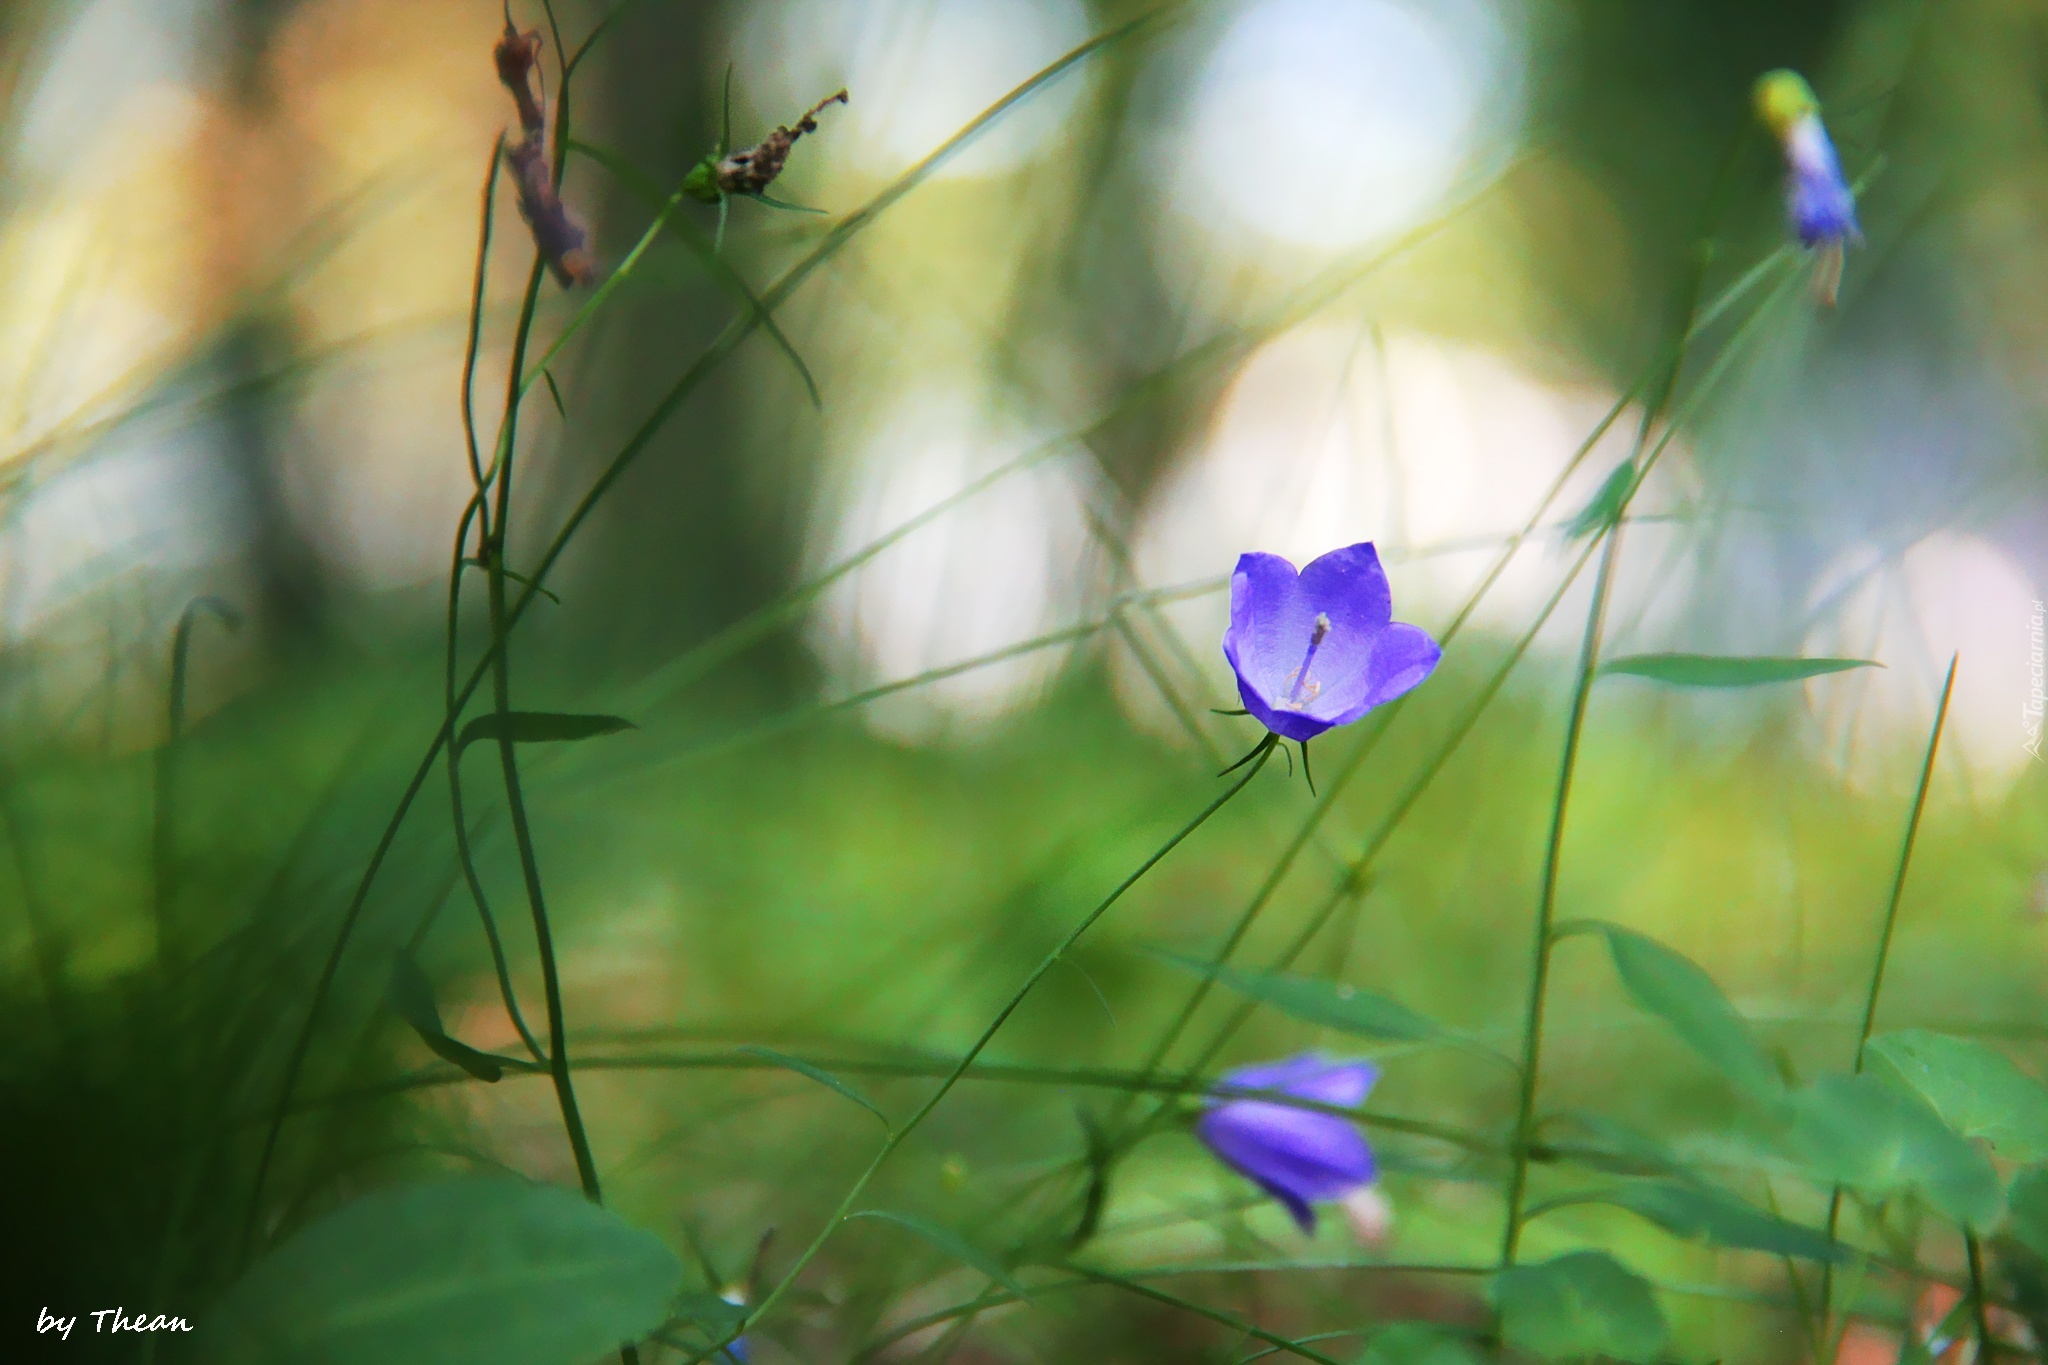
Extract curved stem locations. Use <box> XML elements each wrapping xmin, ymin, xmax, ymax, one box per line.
<box><xmin>462</xmin><ymin>135</ymin><xmax>503</xmax><ymax>491</ymax></box>
<box><xmin>445</xmin><ymin>496</ymin><xmax>545</xmax><ymax>1062</ymax></box>
<box><xmin>483</xmin><ymin>252</ymin><xmax>607</xmax><ymax>1204</ymax></box>
<box><xmin>1498</xmin><ymin>522</ymin><xmax>1626</xmax><ymax>1268</ymax></box>
<box><xmin>717</xmin><ymin>739</ymin><xmax>1279</xmax><ymax>1352</ymax></box>
<box><xmin>153</xmin><ymin>595</ymin><xmax>239</xmax><ymax>968</ymax></box>
<box><xmin>444</xmin><ymin>138</ymin><xmax>546</xmax><ymax>1064</ymax></box>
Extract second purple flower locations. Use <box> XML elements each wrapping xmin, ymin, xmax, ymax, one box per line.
<box><xmin>1196</xmin><ymin>1053</ymin><xmax>1381</xmax><ymax>1233</ymax></box>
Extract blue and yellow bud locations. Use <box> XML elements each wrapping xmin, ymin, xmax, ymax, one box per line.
<box><xmin>1753</xmin><ymin>69</ymin><xmax>1820</xmax><ymax>141</ymax></box>
<box><xmin>1753</xmin><ymin>68</ymin><xmax>1858</xmax><ymax>304</ymax></box>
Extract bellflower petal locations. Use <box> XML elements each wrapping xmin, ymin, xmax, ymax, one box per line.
<box><xmin>1195</xmin><ymin>1054</ymin><xmax>1380</xmax><ymax>1232</ymax></box>
<box><xmin>1223</xmin><ymin>543</ymin><xmax>1440</xmax><ymax>742</ymax></box>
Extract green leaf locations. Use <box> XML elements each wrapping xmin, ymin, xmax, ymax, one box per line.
<box><xmin>1356</xmin><ymin>1322</ymin><xmax>1486</xmax><ymax>1365</ymax></box>
<box><xmin>1565</xmin><ymin>460</ymin><xmax>1637</xmax><ymax>539</ymax></box>
<box><xmin>849</xmin><ymin>1211</ymin><xmax>1021</xmax><ymax>1294</ymax></box>
<box><xmin>456</xmin><ymin>712</ymin><xmax>635</xmax><ymax>755</ymax></box>
<box><xmin>1151</xmin><ymin>950</ymin><xmax>1446</xmax><ymax>1042</ymax></box>
<box><xmin>388</xmin><ymin>953</ymin><xmax>510</xmax><ymax>1083</ymax></box>
<box><xmin>1781</xmin><ymin>1072</ymin><xmax>2004</xmax><ymax>1228</ymax></box>
<box><xmin>1491</xmin><ymin>1251</ymin><xmax>1667</xmax><ymax>1363</ymax></box>
<box><xmin>2007</xmin><ymin>1166</ymin><xmax>2048</xmax><ymax>1259</ymax></box>
<box><xmin>1592</xmin><ymin>1180</ymin><xmax>1847</xmax><ymax>1263</ymax></box>
<box><xmin>1561</xmin><ymin>921</ymin><xmax>1781</xmax><ymax>1101</ymax></box>
<box><xmin>1600</xmin><ymin>654</ymin><xmax>1878</xmax><ymax>687</ymax></box>
<box><xmin>1870</xmin><ymin>1030</ymin><xmax>2048</xmax><ymax>1162</ymax></box>
<box><xmin>208</xmin><ymin>1177</ymin><xmax>683</xmax><ymax>1365</ymax></box>
<box><xmin>740</xmin><ymin>1046</ymin><xmax>887</xmax><ymax>1126</ymax></box>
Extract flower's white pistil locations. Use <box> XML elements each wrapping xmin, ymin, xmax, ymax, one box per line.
<box><xmin>1282</xmin><ymin>612</ymin><xmax>1332</xmax><ymax>708</ymax></box>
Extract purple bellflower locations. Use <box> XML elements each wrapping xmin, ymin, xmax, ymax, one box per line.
<box><xmin>1195</xmin><ymin>1054</ymin><xmax>1379</xmax><ymax>1232</ymax></box>
<box><xmin>1222</xmin><ymin>543</ymin><xmax>1441</xmax><ymax>747</ymax></box>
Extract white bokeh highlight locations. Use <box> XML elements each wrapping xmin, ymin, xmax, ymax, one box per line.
<box><xmin>807</xmin><ymin>392</ymin><xmax>1104</xmax><ymax>742</ymax></box>
<box><xmin>1804</xmin><ymin>533</ymin><xmax>2041</xmax><ymax>799</ymax></box>
<box><xmin>1156</xmin><ymin>0</ymin><xmax>1524</xmax><ymax>252</ymax></box>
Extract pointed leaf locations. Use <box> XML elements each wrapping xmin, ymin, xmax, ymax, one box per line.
<box><xmin>1565</xmin><ymin>461</ymin><xmax>1637</xmax><ymax>539</ymax></box>
<box><xmin>1358</xmin><ymin>1322</ymin><xmax>1486</xmax><ymax>1365</ymax></box>
<box><xmin>1152</xmin><ymin>950</ymin><xmax>1446</xmax><ymax>1043</ymax></box>
<box><xmin>1782</xmin><ymin>1072</ymin><xmax>2004</xmax><ymax>1228</ymax></box>
<box><xmin>1562</xmin><ymin>921</ymin><xmax>1781</xmax><ymax>1101</ymax></box>
<box><xmin>207</xmin><ymin>1177</ymin><xmax>683</xmax><ymax>1365</ymax></box>
<box><xmin>1601</xmin><ymin>654</ymin><xmax>1877</xmax><ymax>687</ymax></box>
<box><xmin>456</xmin><ymin>712</ymin><xmax>635</xmax><ymax>755</ymax></box>
<box><xmin>1594</xmin><ymin>1180</ymin><xmax>1848</xmax><ymax>1262</ymax></box>
<box><xmin>1870</xmin><ymin>1030</ymin><xmax>2048</xmax><ymax>1162</ymax></box>
<box><xmin>740</xmin><ymin>1046</ymin><xmax>887</xmax><ymax>1126</ymax></box>
<box><xmin>849</xmin><ymin>1211</ymin><xmax>1021</xmax><ymax>1295</ymax></box>
<box><xmin>389</xmin><ymin>953</ymin><xmax>508</xmax><ymax>1083</ymax></box>
<box><xmin>389</xmin><ymin>951</ymin><xmax>449</xmax><ymax>1036</ymax></box>
<box><xmin>1491</xmin><ymin>1251</ymin><xmax>1667</xmax><ymax>1363</ymax></box>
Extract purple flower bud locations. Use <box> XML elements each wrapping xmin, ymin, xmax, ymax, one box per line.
<box><xmin>1222</xmin><ymin>543</ymin><xmax>1441</xmax><ymax>742</ymax></box>
<box><xmin>1781</xmin><ymin>114</ymin><xmax>1859</xmax><ymax>248</ymax></box>
<box><xmin>1195</xmin><ymin>1054</ymin><xmax>1379</xmax><ymax>1232</ymax></box>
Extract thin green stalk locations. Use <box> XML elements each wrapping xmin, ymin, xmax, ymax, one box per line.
<box><xmin>1820</xmin><ymin>654</ymin><xmax>1958</xmax><ymax>1324</ymax></box>
<box><xmin>1497</xmin><ymin>521</ymin><xmax>1627</xmax><ymax>1268</ymax></box>
<box><xmin>445</xmin><ymin>496</ymin><xmax>545</xmax><ymax>1062</ymax></box>
<box><xmin>483</xmin><ymin>250</ymin><xmax>608</xmax><ymax>1209</ymax></box>
<box><xmin>1967</xmin><ymin>1231</ymin><xmax>1998</xmax><ymax>1364</ymax></box>
<box><xmin>302</xmin><ymin>1046</ymin><xmax>1496</xmax><ymax>1152</ymax></box>
<box><xmin>1066</xmin><ymin>1266</ymin><xmax>1347</xmax><ymax>1365</ymax></box>
<box><xmin>1492</xmin><ymin>127</ymin><xmax>1755</xmax><ymax>1259</ymax></box>
<box><xmin>446</xmin><ymin>138</ymin><xmax>545</xmax><ymax>1063</ymax></box>
<box><xmin>715</xmin><ymin>741</ymin><xmax>1280</xmax><ymax>1352</ymax></box>
<box><xmin>462</xmin><ymin>135</ymin><xmax>503</xmax><ymax>490</ymax></box>
<box><xmin>1851</xmin><ymin>652</ymin><xmax>1958</xmax><ymax>1072</ymax></box>
<box><xmin>153</xmin><ymin>594</ymin><xmax>238</xmax><ymax>968</ymax></box>
<box><xmin>606</xmin><ymin>579</ymin><xmax>1225</xmax><ymax>779</ymax></box>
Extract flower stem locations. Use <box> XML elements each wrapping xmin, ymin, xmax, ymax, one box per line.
<box><xmin>1498</xmin><ymin>519</ymin><xmax>1626</xmax><ymax>1268</ymax></box>
<box><xmin>718</xmin><ymin>739</ymin><xmax>1278</xmax><ymax>1352</ymax></box>
<box><xmin>480</xmin><ymin>250</ymin><xmax>614</xmax><ymax>1225</ymax></box>
<box><xmin>1494</xmin><ymin>130</ymin><xmax>1748</xmax><ymax>1261</ymax></box>
<box><xmin>1850</xmin><ymin>652</ymin><xmax>1958</xmax><ymax>1075</ymax></box>
<box><xmin>1819</xmin><ymin>654</ymin><xmax>1958</xmax><ymax>1330</ymax></box>
<box><xmin>1967</xmin><ymin>1231</ymin><xmax>1998</xmax><ymax>1363</ymax></box>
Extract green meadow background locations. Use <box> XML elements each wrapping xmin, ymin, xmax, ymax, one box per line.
<box><xmin>1</xmin><ymin>1</ymin><xmax>2044</xmax><ymax>1362</ymax></box>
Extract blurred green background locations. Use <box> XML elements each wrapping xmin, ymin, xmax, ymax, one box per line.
<box><xmin>0</xmin><ymin>0</ymin><xmax>2044</xmax><ymax>1361</ymax></box>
